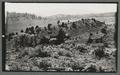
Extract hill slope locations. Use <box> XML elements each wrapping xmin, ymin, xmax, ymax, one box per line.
<box><xmin>6</xmin><ymin>12</ymin><xmax>116</xmax><ymax>33</ymax></box>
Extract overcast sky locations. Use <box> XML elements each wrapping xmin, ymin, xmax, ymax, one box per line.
<box><xmin>5</xmin><ymin>3</ymin><xmax>117</xmax><ymax>17</ymax></box>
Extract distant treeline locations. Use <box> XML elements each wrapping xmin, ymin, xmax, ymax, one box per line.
<box><xmin>6</xmin><ymin>12</ymin><xmax>42</xmax><ymax>20</ymax></box>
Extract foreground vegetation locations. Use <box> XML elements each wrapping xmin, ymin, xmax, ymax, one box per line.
<box><xmin>5</xmin><ymin>17</ymin><xmax>116</xmax><ymax>72</ymax></box>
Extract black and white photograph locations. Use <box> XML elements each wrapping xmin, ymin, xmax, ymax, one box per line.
<box><xmin>4</xmin><ymin>2</ymin><xmax>117</xmax><ymax>72</ymax></box>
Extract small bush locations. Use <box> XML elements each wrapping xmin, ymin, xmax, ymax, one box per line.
<box><xmin>111</xmin><ymin>50</ymin><xmax>116</xmax><ymax>57</ymax></box>
<box><xmin>82</xmin><ymin>64</ymin><xmax>105</xmax><ymax>72</ymax></box>
<box><xmin>70</xmin><ymin>61</ymin><xmax>84</xmax><ymax>71</ymax></box>
<box><xmin>18</xmin><ymin>45</ymin><xmax>42</xmax><ymax>58</ymax></box>
<box><xmin>93</xmin><ymin>47</ymin><xmax>106</xmax><ymax>60</ymax></box>
<box><xmin>83</xmin><ymin>64</ymin><xmax>98</xmax><ymax>72</ymax></box>
<box><xmin>51</xmin><ymin>52</ymin><xmax>59</xmax><ymax>58</ymax></box>
<box><xmin>7</xmin><ymin>63</ymin><xmax>19</xmax><ymax>71</ymax></box>
<box><xmin>19</xmin><ymin>45</ymin><xmax>52</xmax><ymax>58</ymax></box>
<box><xmin>34</xmin><ymin>59</ymin><xmax>52</xmax><ymax>70</ymax></box>
<box><xmin>30</xmin><ymin>66</ymin><xmax>41</xmax><ymax>71</ymax></box>
<box><xmin>58</xmin><ymin>49</ymin><xmax>73</xmax><ymax>57</ymax></box>
<box><xmin>76</xmin><ymin>46</ymin><xmax>88</xmax><ymax>53</ymax></box>
<box><xmin>39</xmin><ymin>51</ymin><xmax>51</xmax><ymax>57</ymax></box>
<box><xmin>65</xmin><ymin>52</ymin><xmax>73</xmax><ymax>57</ymax></box>
<box><xmin>99</xmin><ymin>66</ymin><xmax>105</xmax><ymax>72</ymax></box>
<box><xmin>58</xmin><ymin>49</ymin><xmax>67</xmax><ymax>56</ymax></box>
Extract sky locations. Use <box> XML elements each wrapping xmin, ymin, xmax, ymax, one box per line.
<box><xmin>5</xmin><ymin>3</ymin><xmax>117</xmax><ymax>17</ymax></box>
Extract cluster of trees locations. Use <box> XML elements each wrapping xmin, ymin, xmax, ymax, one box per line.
<box><xmin>87</xmin><ymin>25</ymin><xmax>108</xmax><ymax>47</ymax></box>
<box><xmin>7</xmin><ymin>18</ymin><xmax>107</xmax><ymax>48</ymax></box>
<box><xmin>9</xmin><ymin>20</ymin><xmax>71</xmax><ymax>48</ymax></box>
<box><xmin>7</xmin><ymin>12</ymin><xmax>42</xmax><ymax>20</ymax></box>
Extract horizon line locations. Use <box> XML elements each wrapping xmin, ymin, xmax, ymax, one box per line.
<box><xmin>5</xmin><ymin>11</ymin><xmax>116</xmax><ymax>17</ymax></box>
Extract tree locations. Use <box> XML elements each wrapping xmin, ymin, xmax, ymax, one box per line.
<box><xmin>56</xmin><ymin>28</ymin><xmax>66</xmax><ymax>44</ymax></box>
<box><xmin>44</xmin><ymin>27</ymin><xmax>47</xmax><ymax>31</ymax></box>
<box><xmin>40</xmin><ymin>36</ymin><xmax>49</xmax><ymax>44</ymax></box>
<box><xmin>57</xmin><ymin>20</ymin><xmax>60</xmax><ymax>25</ymax></box>
<box><xmin>25</xmin><ymin>28</ymin><xmax>29</xmax><ymax>33</ymax></box>
<box><xmin>101</xmin><ymin>26</ymin><xmax>107</xmax><ymax>34</ymax></box>
<box><xmin>48</xmin><ymin>24</ymin><xmax>52</xmax><ymax>30</ymax></box>
<box><xmin>72</xmin><ymin>22</ymin><xmax>77</xmax><ymax>29</ymax></box>
<box><xmin>61</xmin><ymin>22</ymin><xmax>65</xmax><ymax>27</ymax></box>
<box><xmin>21</xmin><ymin>29</ymin><xmax>24</xmax><ymax>33</ymax></box>
<box><xmin>35</xmin><ymin>26</ymin><xmax>40</xmax><ymax>34</ymax></box>
<box><xmin>31</xmin><ymin>26</ymin><xmax>35</xmax><ymax>34</ymax></box>
<box><xmin>87</xmin><ymin>33</ymin><xmax>93</xmax><ymax>44</ymax></box>
<box><xmin>68</xmin><ymin>20</ymin><xmax>70</xmax><ymax>23</ymax></box>
<box><xmin>35</xmin><ymin>25</ymin><xmax>39</xmax><ymax>29</ymax></box>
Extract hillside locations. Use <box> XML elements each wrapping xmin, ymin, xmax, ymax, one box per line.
<box><xmin>6</xmin><ymin>12</ymin><xmax>116</xmax><ymax>34</ymax></box>
<box><xmin>5</xmin><ymin>13</ymin><xmax>117</xmax><ymax>71</ymax></box>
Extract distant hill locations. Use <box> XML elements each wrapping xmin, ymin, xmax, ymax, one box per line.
<box><xmin>47</xmin><ymin>12</ymin><xmax>116</xmax><ymax>20</ymax></box>
<box><xmin>5</xmin><ymin>12</ymin><xmax>116</xmax><ymax>33</ymax></box>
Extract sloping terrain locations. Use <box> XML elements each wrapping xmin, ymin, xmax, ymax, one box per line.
<box><xmin>6</xmin><ymin>12</ymin><xmax>116</xmax><ymax>33</ymax></box>
<box><xmin>5</xmin><ymin>12</ymin><xmax>117</xmax><ymax>72</ymax></box>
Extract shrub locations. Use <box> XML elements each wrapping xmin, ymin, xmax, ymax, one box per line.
<box><xmin>30</xmin><ymin>66</ymin><xmax>41</xmax><ymax>71</ymax></box>
<box><xmin>7</xmin><ymin>62</ymin><xmax>31</xmax><ymax>71</ymax></box>
<box><xmin>39</xmin><ymin>51</ymin><xmax>51</xmax><ymax>57</ymax></box>
<box><xmin>65</xmin><ymin>51</ymin><xmax>73</xmax><ymax>57</ymax></box>
<box><xmin>58</xmin><ymin>49</ymin><xmax>66</xmax><ymax>56</ymax></box>
<box><xmin>72</xmin><ymin>22</ymin><xmax>77</xmax><ymax>29</ymax></box>
<box><xmin>38</xmin><ymin>46</ymin><xmax>52</xmax><ymax>57</ymax></box>
<box><xmin>93</xmin><ymin>46</ymin><xmax>106</xmax><ymax>60</ymax></box>
<box><xmin>70</xmin><ymin>61</ymin><xmax>84</xmax><ymax>71</ymax></box>
<box><xmin>19</xmin><ymin>45</ymin><xmax>53</xmax><ymax>58</ymax></box>
<box><xmin>34</xmin><ymin>59</ymin><xmax>52</xmax><ymax>71</ymax></box>
<box><xmin>19</xmin><ymin>47</ymin><xmax>40</xmax><ymax>58</ymax></box>
<box><xmin>58</xmin><ymin>49</ymin><xmax>73</xmax><ymax>57</ymax></box>
<box><xmin>83</xmin><ymin>64</ymin><xmax>98</xmax><ymax>72</ymax></box>
<box><xmin>51</xmin><ymin>52</ymin><xmax>59</xmax><ymax>58</ymax></box>
<box><xmin>76</xmin><ymin>45</ymin><xmax>88</xmax><ymax>53</ymax></box>
<box><xmin>82</xmin><ymin>64</ymin><xmax>105</xmax><ymax>72</ymax></box>
<box><xmin>99</xmin><ymin>66</ymin><xmax>105</xmax><ymax>72</ymax></box>
<box><xmin>7</xmin><ymin>63</ymin><xmax>19</xmax><ymax>71</ymax></box>
<box><xmin>39</xmin><ymin>60</ymin><xmax>52</xmax><ymax>70</ymax></box>
<box><xmin>111</xmin><ymin>50</ymin><xmax>116</xmax><ymax>57</ymax></box>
